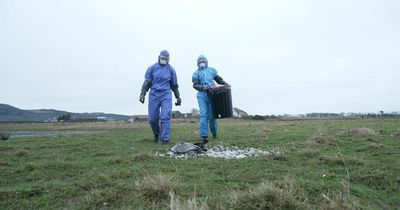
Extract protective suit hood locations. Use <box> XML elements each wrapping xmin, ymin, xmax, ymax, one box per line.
<box><xmin>197</xmin><ymin>55</ymin><xmax>208</xmax><ymax>69</ymax></box>
<box><xmin>158</xmin><ymin>50</ymin><xmax>170</xmax><ymax>65</ymax></box>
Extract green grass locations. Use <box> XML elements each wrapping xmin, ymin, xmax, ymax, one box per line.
<box><xmin>0</xmin><ymin>119</ymin><xmax>399</xmax><ymax>209</ymax></box>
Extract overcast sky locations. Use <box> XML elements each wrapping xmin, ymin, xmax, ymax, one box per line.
<box><xmin>1</xmin><ymin>0</ymin><xmax>399</xmax><ymax>115</ymax></box>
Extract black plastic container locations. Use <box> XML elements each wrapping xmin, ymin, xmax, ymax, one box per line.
<box><xmin>208</xmin><ymin>86</ymin><xmax>233</xmax><ymax>119</ymax></box>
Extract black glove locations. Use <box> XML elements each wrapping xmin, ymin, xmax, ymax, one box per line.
<box><xmin>175</xmin><ymin>98</ymin><xmax>182</xmax><ymax>106</ymax></box>
<box><xmin>139</xmin><ymin>81</ymin><xmax>151</xmax><ymax>104</ymax></box>
<box><xmin>139</xmin><ymin>93</ymin><xmax>145</xmax><ymax>104</ymax></box>
<box><xmin>171</xmin><ymin>83</ymin><xmax>181</xmax><ymax>106</ymax></box>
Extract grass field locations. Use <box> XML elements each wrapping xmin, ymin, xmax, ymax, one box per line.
<box><xmin>1</xmin><ymin>119</ymin><xmax>399</xmax><ymax>209</ymax></box>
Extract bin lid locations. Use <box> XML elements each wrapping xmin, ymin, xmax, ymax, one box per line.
<box><xmin>209</xmin><ymin>85</ymin><xmax>231</xmax><ymax>92</ymax></box>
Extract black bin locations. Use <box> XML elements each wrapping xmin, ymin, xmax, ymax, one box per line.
<box><xmin>208</xmin><ymin>86</ymin><xmax>233</xmax><ymax>119</ymax></box>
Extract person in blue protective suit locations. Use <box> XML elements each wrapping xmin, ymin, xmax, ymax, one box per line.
<box><xmin>139</xmin><ymin>50</ymin><xmax>181</xmax><ymax>144</ymax></box>
<box><xmin>192</xmin><ymin>55</ymin><xmax>229</xmax><ymax>144</ymax></box>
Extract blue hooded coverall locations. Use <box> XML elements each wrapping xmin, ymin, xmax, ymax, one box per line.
<box><xmin>144</xmin><ymin>50</ymin><xmax>178</xmax><ymax>142</ymax></box>
<box><xmin>192</xmin><ymin>55</ymin><xmax>218</xmax><ymax>139</ymax></box>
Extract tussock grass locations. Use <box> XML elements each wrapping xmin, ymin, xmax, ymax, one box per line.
<box><xmin>78</xmin><ymin>172</ymin><xmax>116</xmax><ymax>190</ymax></box>
<box><xmin>0</xmin><ymin>132</ymin><xmax>10</xmax><ymax>140</ymax></box>
<box><xmin>298</xmin><ymin>147</ymin><xmax>321</xmax><ymax>158</ymax></box>
<box><xmin>15</xmin><ymin>186</ymin><xmax>44</xmax><ymax>198</ymax></box>
<box><xmin>319</xmin><ymin>155</ymin><xmax>365</xmax><ymax>166</ymax></box>
<box><xmin>309</xmin><ymin>136</ymin><xmax>336</xmax><ymax>145</ymax></box>
<box><xmin>227</xmin><ymin>178</ymin><xmax>306</xmax><ymax>210</ymax></box>
<box><xmin>14</xmin><ymin>163</ymin><xmax>36</xmax><ymax>174</ymax></box>
<box><xmin>0</xmin><ymin>189</ymin><xmax>14</xmax><ymax>200</ymax></box>
<box><xmin>93</xmin><ymin>151</ymin><xmax>114</xmax><ymax>157</ymax></box>
<box><xmin>74</xmin><ymin>182</ymin><xmax>138</xmax><ymax>209</ymax></box>
<box><xmin>107</xmin><ymin>156</ymin><xmax>125</xmax><ymax>164</ymax></box>
<box><xmin>24</xmin><ymin>163</ymin><xmax>35</xmax><ymax>171</ymax></box>
<box><xmin>135</xmin><ymin>174</ymin><xmax>174</xmax><ymax>202</ymax></box>
<box><xmin>0</xmin><ymin>160</ymin><xmax>9</xmax><ymax>166</ymax></box>
<box><xmin>41</xmin><ymin>161</ymin><xmax>80</xmax><ymax>171</ymax></box>
<box><xmin>365</xmin><ymin>137</ymin><xmax>377</xmax><ymax>142</ymax></box>
<box><xmin>320</xmin><ymin>190</ymin><xmax>361</xmax><ymax>210</ymax></box>
<box><xmin>80</xmin><ymin>189</ymin><xmax>111</xmax><ymax>209</ymax></box>
<box><xmin>133</xmin><ymin>152</ymin><xmax>153</xmax><ymax>161</ymax></box>
<box><xmin>262</xmin><ymin>152</ymin><xmax>289</xmax><ymax>162</ymax></box>
<box><xmin>319</xmin><ymin>155</ymin><xmax>344</xmax><ymax>165</ymax></box>
<box><xmin>335</xmin><ymin>130</ymin><xmax>348</xmax><ymax>137</ymax></box>
<box><xmin>1</xmin><ymin>187</ymin><xmax>42</xmax><ymax>200</ymax></box>
<box><xmin>392</xmin><ymin>128</ymin><xmax>400</xmax><ymax>137</ymax></box>
<box><xmin>15</xmin><ymin>149</ymin><xmax>29</xmax><ymax>157</ymax></box>
<box><xmin>256</xmin><ymin>128</ymin><xmax>272</xmax><ymax>136</ymax></box>
<box><xmin>336</xmin><ymin>128</ymin><xmax>376</xmax><ymax>137</ymax></box>
<box><xmin>350</xmin><ymin>128</ymin><xmax>376</xmax><ymax>136</ymax></box>
<box><xmin>367</xmin><ymin>142</ymin><xmax>384</xmax><ymax>150</ymax></box>
<box><xmin>169</xmin><ymin>191</ymin><xmax>209</xmax><ymax>210</ymax></box>
<box><xmin>353</xmin><ymin>170</ymin><xmax>388</xmax><ymax>186</ymax></box>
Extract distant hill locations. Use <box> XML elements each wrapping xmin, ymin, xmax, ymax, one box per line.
<box><xmin>0</xmin><ymin>104</ymin><xmax>131</xmax><ymax>122</ymax></box>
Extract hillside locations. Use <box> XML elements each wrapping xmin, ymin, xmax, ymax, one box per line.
<box><xmin>0</xmin><ymin>104</ymin><xmax>130</xmax><ymax>122</ymax></box>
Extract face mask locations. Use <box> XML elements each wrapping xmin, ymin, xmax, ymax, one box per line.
<box><xmin>199</xmin><ymin>62</ymin><xmax>206</xmax><ymax>68</ymax></box>
<box><xmin>160</xmin><ymin>56</ymin><xmax>169</xmax><ymax>65</ymax></box>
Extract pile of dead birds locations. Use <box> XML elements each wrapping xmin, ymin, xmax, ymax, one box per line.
<box><xmin>155</xmin><ymin>142</ymin><xmax>276</xmax><ymax>159</ymax></box>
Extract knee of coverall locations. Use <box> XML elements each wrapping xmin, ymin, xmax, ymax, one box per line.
<box><xmin>160</xmin><ymin>103</ymin><xmax>172</xmax><ymax>123</ymax></box>
<box><xmin>197</xmin><ymin>95</ymin><xmax>210</xmax><ymax>119</ymax></box>
<box><xmin>207</xmin><ymin>101</ymin><xmax>216</xmax><ymax>120</ymax></box>
<box><xmin>148</xmin><ymin>91</ymin><xmax>161</xmax><ymax>124</ymax></box>
<box><xmin>160</xmin><ymin>90</ymin><xmax>172</xmax><ymax>120</ymax></box>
